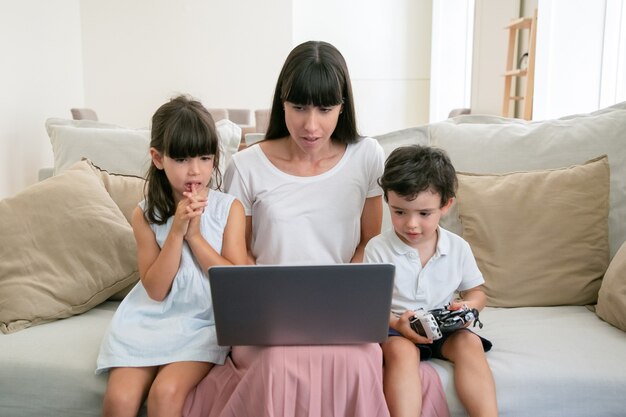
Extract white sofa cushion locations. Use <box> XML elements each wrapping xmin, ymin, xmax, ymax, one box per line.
<box><xmin>45</xmin><ymin>118</ymin><xmax>242</xmax><ymax>180</ymax></box>
<box><xmin>46</xmin><ymin>118</ymin><xmax>151</xmax><ymax>177</ymax></box>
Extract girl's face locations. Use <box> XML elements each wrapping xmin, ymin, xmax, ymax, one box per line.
<box><xmin>387</xmin><ymin>190</ymin><xmax>452</xmax><ymax>249</ymax></box>
<box><xmin>151</xmin><ymin>149</ymin><xmax>214</xmax><ymax>202</ymax></box>
<box><xmin>283</xmin><ymin>101</ymin><xmax>342</xmax><ymax>151</ymax></box>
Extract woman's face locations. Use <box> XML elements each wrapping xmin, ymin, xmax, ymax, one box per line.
<box><xmin>283</xmin><ymin>101</ymin><xmax>342</xmax><ymax>151</ymax></box>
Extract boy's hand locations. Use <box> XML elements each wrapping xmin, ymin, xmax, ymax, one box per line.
<box><xmin>447</xmin><ymin>299</ymin><xmax>473</xmax><ymax>328</ymax></box>
<box><xmin>447</xmin><ymin>298</ymin><xmax>466</xmax><ymax>311</ymax></box>
<box><xmin>392</xmin><ymin>310</ymin><xmax>433</xmax><ymax>345</ymax></box>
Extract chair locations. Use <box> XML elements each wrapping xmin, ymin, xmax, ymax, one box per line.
<box><xmin>207</xmin><ymin>108</ymin><xmax>228</xmax><ymax>122</ymax></box>
<box><xmin>254</xmin><ymin>109</ymin><xmax>270</xmax><ymax>133</ymax></box>
<box><xmin>70</xmin><ymin>108</ymin><xmax>98</xmax><ymax>121</ymax></box>
<box><xmin>226</xmin><ymin>109</ymin><xmax>253</xmax><ymax>126</ymax></box>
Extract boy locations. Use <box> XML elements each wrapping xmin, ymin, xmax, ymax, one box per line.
<box><xmin>365</xmin><ymin>145</ymin><xmax>497</xmax><ymax>417</ymax></box>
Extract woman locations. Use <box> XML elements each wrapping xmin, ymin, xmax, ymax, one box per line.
<box><xmin>184</xmin><ymin>40</ymin><xmax>448</xmax><ymax>417</ymax></box>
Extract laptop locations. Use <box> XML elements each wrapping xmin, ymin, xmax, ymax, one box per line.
<box><xmin>208</xmin><ymin>263</ymin><xmax>395</xmax><ymax>346</ymax></box>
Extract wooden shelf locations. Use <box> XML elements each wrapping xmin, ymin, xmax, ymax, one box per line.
<box><xmin>504</xmin><ymin>69</ymin><xmax>528</xmax><ymax>77</ymax></box>
<box><xmin>505</xmin><ymin>16</ymin><xmax>533</xmax><ymax>30</ymax></box>
<box><xmin>502</xmin><ymin>8</ymin><xmax>537</xmax><ymax>120</ymax></box>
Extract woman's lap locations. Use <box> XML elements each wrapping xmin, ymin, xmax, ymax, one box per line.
<box><xmin>184</xmin><ymin>343</ymin><xmax>448</xmax><ymax>417</ymax></box>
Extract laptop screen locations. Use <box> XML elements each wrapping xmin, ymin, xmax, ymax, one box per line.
<box><xmin>208</xmin><ymin>263</ymin><xmax>395</xmax><ymax>346</ymax></box>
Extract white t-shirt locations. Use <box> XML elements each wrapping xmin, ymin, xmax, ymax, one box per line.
<box><xmin>364</xmin><ymin>227</ymin><xmax>484</xmax><ymax>314</ymax></box>
<box><xmin>224</xmin><ymin>137</ymin><xmax>384</xmax><ymax>265</ymax></box>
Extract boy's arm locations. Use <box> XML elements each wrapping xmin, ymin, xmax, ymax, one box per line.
<box><xmin>457</xmin><ymin>285</ymin><xmax>487</xmax><ymax>311</ymax></box>
<box><xmin>453</xmin><ymin>241</ymin><xmax>487</xmax><ymax>311</ymax></box>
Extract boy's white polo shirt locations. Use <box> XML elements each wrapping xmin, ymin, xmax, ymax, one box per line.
<box><xmin>364</xmin><ymin>227</ymin><xmax>484</xmax><ymax>315</ymax></box>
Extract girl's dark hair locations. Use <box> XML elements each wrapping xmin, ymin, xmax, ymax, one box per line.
<box><xmin>265</xmin><ymin>40</ymin><xmax>360</xmax><ymax>144</ymax></box>
<box><xmin>379</xmin><ymin>145</ymin><xmax>457</xmax><ymax>207</ymax></box>
<box><xmin>144</xmin><ymin>95</ymin><xmax>221</xmax><ymax>224</ymax></box>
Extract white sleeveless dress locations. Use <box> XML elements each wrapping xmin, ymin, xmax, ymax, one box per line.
<box><xmin>96</xmin><ymin>190</ymin><xmax>234</xmax><ymax>373</ymax></box>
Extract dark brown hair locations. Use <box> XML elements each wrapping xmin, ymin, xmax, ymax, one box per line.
<box><xmin>379</xmin><ymin>145</ymin><xmax>457</xmax><ymax>207</ymax></box>
<box><xmin>144</xmin><ymin>95</ymin><xmax>221</xmax><ymax>224</ymax></box>
<box><xmin>265</xmin><ymin>40</ymin><xmax>359</xmax><ymax>144</ymax></box>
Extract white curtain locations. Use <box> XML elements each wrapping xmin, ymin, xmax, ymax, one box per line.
<box><xmin>429</xmin><ymin>0</ymin><xmax>475</xmax><ymax>122</ymax></box>
<box><xmin>534</xmin><ymin>0</ymin><xmax>626</xmax><ymax>119</ymax></box>
<box><xmin>600</xmin><ymin>0</ymin><xmax>626</xmax><ymax>108</ymax></box>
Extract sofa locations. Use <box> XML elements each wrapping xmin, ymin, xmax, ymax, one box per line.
<box><xmin>1</xmin><ymin>103</ymin><xmax>626</xmax><ymax>417</ymax></box>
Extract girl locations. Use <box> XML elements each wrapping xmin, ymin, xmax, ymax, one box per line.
<box><xmin>96</xmin><ymin>95</ymin><xmax>247</xmax><ymax>417</ymax></box>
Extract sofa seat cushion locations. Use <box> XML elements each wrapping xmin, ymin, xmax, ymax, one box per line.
<box><xmin>0</xmin><ymin>302</ymin><xmax>142</xmax><ymax>417</ymax></box>
<box><xmin>431</xmin><ymin>306</ymin><xmax>626</xmax><ymax>417</ymax></box>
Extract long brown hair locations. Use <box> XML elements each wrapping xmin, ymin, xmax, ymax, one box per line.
<box><xmin>144</xmin><ymin>95</ymin><xmax>221</xmax><ymax>224</ymax></box>
<box><xmin>265</xmin><ymin>41</ymin><xmax>360</xmax><ymax>144</ymax></box>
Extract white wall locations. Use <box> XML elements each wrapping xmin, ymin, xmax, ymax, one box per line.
<box><xmin>80</xmin><ymin>0</ymin><xmax>293</xmax><ymax>129</ymax></box>
<box><xmin>0</xmin><ymin>0</ymin><xmax>84</xmax><ymax>199</ymax></box>
<box><xmin>1</xmin><ymin>0</ymin><xmax>430</xmax><ymax>199</ymax></box>
<box><xmin>293</xmin><ymin>0</ymin><xmax>432</xmax><ymax>136</ymax></box>
<box><xmin>4</xmin><ymin>1</ymin><xmax>621</xmax><ymax>200</ymax></box>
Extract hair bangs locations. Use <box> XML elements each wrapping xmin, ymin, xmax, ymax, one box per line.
<box><xmin>282</xmin><ymin>63</ymin><xmax>343</xmax><ymax>107</ymax></box>
<box><xmin>162</xmin><ymin>113</ymin><xmax>217</xmax><ymax>159</ymax></box>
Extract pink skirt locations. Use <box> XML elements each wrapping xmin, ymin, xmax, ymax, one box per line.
<box><xmin>184</xmin><ymin>343</ymin><xmax>449</xmax><ymax>417</ymax></box>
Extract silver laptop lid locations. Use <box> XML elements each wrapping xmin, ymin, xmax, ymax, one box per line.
<box><xmin>209</xmin><ymin>263</ymin><xmax>395</xmax><ymax>346</ymax></box>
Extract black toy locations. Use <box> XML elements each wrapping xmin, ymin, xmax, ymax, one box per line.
<box><xmin>409</xmin><ymin>303</ymin><xmax>483</xmax><ymax>340</ymax></box>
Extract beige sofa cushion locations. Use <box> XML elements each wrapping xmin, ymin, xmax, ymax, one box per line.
<box><xmin>457</xmin><ymin>156</ymin><xmax>610</xmax><ymax>307</ymax></box>
<box><xmin>0</xmin><ymin>160</ymin><xmax>139</xmax><ymax>333</ymax></box>
<box><xmin>431</xmin><ymin>101</ymin><xmax>626</xmax><ymax>259</ymax></box>
<box><xmin>596</xmin><ymin>240</ymin><xmax>626</xmax><ymax>331</ymax></box>
<box><xmin>84</xmin><ymin>160</ymin><xmax>145</xmax><ymax>299</ymax></box>
<box><xmin>85</xmin><ymin>159</ymin><xmax>145</xmax><ymax>225</ymax></box>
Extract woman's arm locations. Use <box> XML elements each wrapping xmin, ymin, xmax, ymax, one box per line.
<box><xmin>350</xmin><ymin>195</ymin><xmax>382</xmax><ymax>263</ymax></box>
<box><xmin>243</xmin><ymin>215</ymin><xmax>256</xmax><ymax>265</ymax></box>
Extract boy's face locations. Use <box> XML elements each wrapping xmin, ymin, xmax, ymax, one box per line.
<box><xmin>387</xmin><ymin>190</ymin><xmax>452</xmax><ymax>249</ymax></box>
